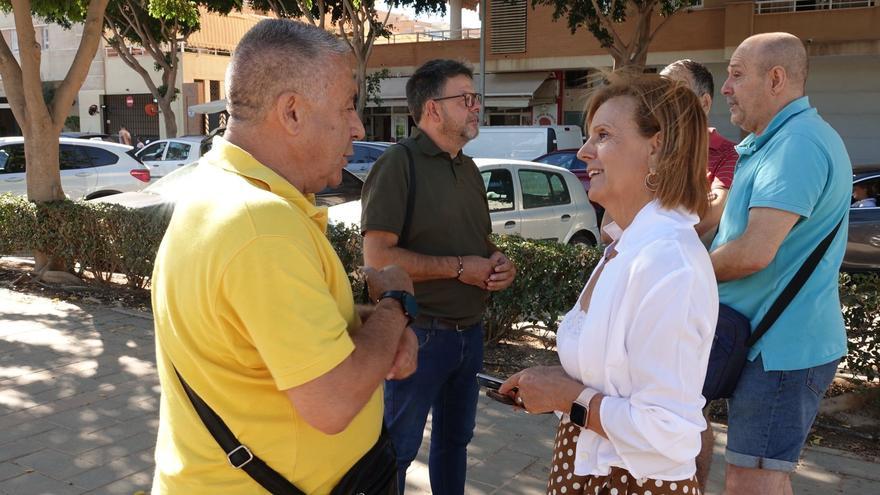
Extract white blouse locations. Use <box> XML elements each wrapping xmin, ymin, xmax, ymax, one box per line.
<box><xmin>556</xmin><ymin>200</ymin><xmax>718</xmax><ymax>481</ymax></box>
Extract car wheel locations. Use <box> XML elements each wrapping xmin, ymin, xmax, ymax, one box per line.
<box><xmin>568</xmin><ymin>232</ymin><xmax>596</xmax><ymax>247</ymax></box>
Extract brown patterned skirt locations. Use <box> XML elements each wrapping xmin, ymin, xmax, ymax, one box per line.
<box><xmin>547</xmin><ymin>417</ymin><xmax>701</xmax><ymax>495</ymax></box>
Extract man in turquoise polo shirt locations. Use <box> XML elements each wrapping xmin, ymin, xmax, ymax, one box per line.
<box><xmin>710</xmin><ymin>32</ymin><xmax>851</xmax><ymax>494</ymax></box>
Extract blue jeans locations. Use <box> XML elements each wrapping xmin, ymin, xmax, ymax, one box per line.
<box><xmin>383</xmin><ymin>321</ymin><xmax>483</xmax><ymax>495</ymax></box>
<box><xmin>726</xmin><ymin>355</ymin><xmax>840</xmax><ymax>472</ymax></box>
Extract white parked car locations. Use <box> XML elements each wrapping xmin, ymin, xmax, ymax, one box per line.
<box><xmin>329</xmin><ymin>159</ymin><xmax>600</xmax><ymax>246</ymax></box>
<box><xmin>0</xmin><ymin>137</ymin><xmax>151</xmax><ymax>200</ymax></box>
<box><xmin>135</xmin><ymin>136</ymin><xmax>204</xmax><ymax>179</ymax></box>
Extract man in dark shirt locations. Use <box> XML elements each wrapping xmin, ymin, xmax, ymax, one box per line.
<box><xmin>360</xmin><ymin>59</ymin><xmax>517</xmax><ymax>494</ymax></box>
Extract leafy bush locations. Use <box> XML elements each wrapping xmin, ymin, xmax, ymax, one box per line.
<box><xmin>0</xmin><ymin>195</ymin><xmax>167</xmax><ymax>287</ymax></box>
<box><xmin>840</xmin><ymin>272</ymin><xmax>880</xmax><ymax>380</ymax></box>
<box><xmin>2</xmin><ymin>196</ymin><xmax>878</xmax><ymax>381</ymax></box>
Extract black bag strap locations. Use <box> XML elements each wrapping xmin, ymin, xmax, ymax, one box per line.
<box><xmin>397</xmin><ymin>142</ymin><xmax>416</xmax><ymax>247</ymax></box>
<box><xmin>747</xmin><ymin>214</ymin><xmax>845</xmax><ymax>347</ymax></box>
<box><xmin>173</xmin><ymin>367</ymin><xmax>305</xmax><ymax>495</ymax></box>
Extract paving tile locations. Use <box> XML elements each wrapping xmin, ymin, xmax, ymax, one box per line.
<box><xmin>0</xmin><ymin>462</ymin><xmax>28</xmax><ymax>483</ymax></box>
<box><xmin>0</xmin><ymin>471</ymin><xmax>81</xmax><ymax>495</ymax></box>
<box><xmin>45</xmin><ymin>407</ymin><xmax>121</xmax><ymax>434</ymax></box>
<box><xmin>84</xmin><ymin>468</ymin><xmax>152</xmax><ymax>494</ymax></box>
<box><xmin>14</xmin><ymin>447</ymin><xmax>100</xmax><ymax>480</ymax></box>
<box><xmin>66</xmin><ymin>450</ymin><xmax>154</xmax><ymax>491</ymax></box>
<box><xmin>0</xmin><ymin>419</ymin><xmax>56</xmax><ymax>445</ymax></box>
<box><xmin>0</xmin><ymin>438</ymin><xmax>47</xmax><ymax>463</ymax></box>
<box><xmin>24</xmin><ymin>427</ymin><xmax>115</xmax><ymax>457</ymax></box>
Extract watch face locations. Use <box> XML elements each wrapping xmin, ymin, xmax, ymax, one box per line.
<box><xmin>569</xmin><ymin>402</ymin><xmax>588</xmax><ymax>428</ymax></box>
<box><xmin>401</xmin><ymin>292</ymin><xmax>420</xmax><ymax>319</ymax></box>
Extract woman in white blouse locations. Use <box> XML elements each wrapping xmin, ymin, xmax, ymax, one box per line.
<box><xmin>499</xmin><ymin>75</ymin><xmax>718</xmax><ymax>495</ymax></box>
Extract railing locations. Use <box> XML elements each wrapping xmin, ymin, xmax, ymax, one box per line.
<box><xmin>374</xmin><ymin>28</ymin><xmax>481</xmax><ymax>45</ymax></box>
<box><xmin>755</xmin><ymin>0</ymin><xmax>875</xmax><ymax>14</ymax></box>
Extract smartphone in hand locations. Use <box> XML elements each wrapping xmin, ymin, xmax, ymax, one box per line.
<box><xmin>476</xmin><ymin>373</ymin><xmax>517</xmax><ymax>406</ymax></box>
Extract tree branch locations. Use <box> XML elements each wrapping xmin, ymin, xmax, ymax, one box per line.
<box><xmin>588</xmin><ymin>0</ymin><xmax>627</xmax><ymax>52</ymax></box>
<box><xmin>0</xmin><ymin>22</ymin><xmax>27</xmax><ymax>130</ymax></box>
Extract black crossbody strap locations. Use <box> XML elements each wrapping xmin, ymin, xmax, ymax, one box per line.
<box><xmin>398</xmin><ymin>142</ymin><xmax>416</xmax><ymax>247</ymax></box>
<box><xmin>746</xmin><ymin>215</ymin><xmax>845</xmax><ymax>348</ymax></box>
<box><xmin>173</xmin><ymin>367</ymin><xmax>305</xmax><ymax>495</ymax></box>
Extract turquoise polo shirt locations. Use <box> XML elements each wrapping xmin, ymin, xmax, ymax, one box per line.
<box><xmin>711</xmin><ymin>97</ymin><xmax>851</xmax><ymax>371</ymax></box>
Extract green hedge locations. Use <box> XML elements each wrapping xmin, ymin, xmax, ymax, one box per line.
<box><xmin>2</xmin><ymin>195</ymin><xmax>879</xmax><ymax>380</ymax></box>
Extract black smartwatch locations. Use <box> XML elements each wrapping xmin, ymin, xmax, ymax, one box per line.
<box><xmin>378</xmin><ymin>290</ymin><xmax>420</xmax><ymax>326</ymax></box>
<box><xmin>569</xmin><ymin>400</ymin><xmax>589</xmax><ymax>428</ymax></box>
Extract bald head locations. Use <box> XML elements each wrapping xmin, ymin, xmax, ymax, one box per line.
<box><xmin>739</xmin><ymin>32</ymin><xmax>808</xmax><ymax>92</ymax></box>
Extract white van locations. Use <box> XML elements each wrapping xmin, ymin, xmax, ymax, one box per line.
<box><xmin>463</xmin><ymin>125</ymin><xmax>584</xmax><ymax>160</ymax></box>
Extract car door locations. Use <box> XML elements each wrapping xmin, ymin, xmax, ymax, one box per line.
<box><xmin>137</xmin><ymin>141</ymin><xmax>168</xmax><ymax>178</ymax></box>
<box><xmin>59</xmin><ymin>144</ymin><xmax>98</xmax><ymax>200</ymax></box>
<box><xmin>0</xmin><ymin>143</ymin><xmax>26</xmax><ymax>196</ymax></box>
<box><xmin>481</xmin><ymin>167</ymin><xmax>521</xmax><ymax>237</ymax></box>
<box><xmin>516</xmin><ymin>167</ymin><xmax>573</xmax><ymax>242</ymax></box>
<box><xmin>846</xmin><ymin>175</ymin><xmax>880</xmax><ymax>271</ymax></box>
<box><xmin>164</xmin><ymin>141</ymin><xmax>194</xmax><ymax>175</ymax></box>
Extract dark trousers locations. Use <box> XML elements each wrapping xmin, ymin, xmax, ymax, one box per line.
<box><xmin>383</xmin><ymin>321</ymin><xmax>483</xmax><ymax>495</ymax></box>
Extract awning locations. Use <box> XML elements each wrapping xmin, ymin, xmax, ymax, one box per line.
<box><xmin>188</xmin><ymin>99</ymin><xmax>227</xmax><ymax>116</ymax></box>
<box><xmin>369</xmin><ymin>72</ymin><xmax>550</xmax><ymax>108</ymax></box>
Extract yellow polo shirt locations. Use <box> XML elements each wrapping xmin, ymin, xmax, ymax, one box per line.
<box><xmin>151</xmin><ymin>137</ymin><xmax>383</xmax><ymax>494</ymax></box>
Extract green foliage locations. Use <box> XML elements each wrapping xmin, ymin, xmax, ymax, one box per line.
<box><xmin>2</xmin><ymin>196</ymin><xmax>878</xmax><ymax>381</ymax></box>
<box><xmin>365</xmin><ymin>68</ymin><xmax>390</xmax><ymax>108</ymax></box>
<box><xmin>64</xmin><ymin>115</ymin><xmax>80</xmax><ymax>131</ymax></box>
<box><xmin>0</xmin><ymin>0</ymin><xmax>91</xmax><ymax>28</ymax></box>
<box><xmin>0</xmin><ymin>194</ymin><xmax>168</xmax><ymax>288</ymax></box>
<box><xmin>484</xmin><ymin>235</ymin><xmax>602</xmax><ymax>342</ymax></box>
<box><xmin>840</xmin><ymin>272</ymin><xmax>880</xmax><ymax>381</ymax></box>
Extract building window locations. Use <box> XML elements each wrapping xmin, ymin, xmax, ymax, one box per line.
<box><xmin>41</xmin><ymin>27</ymin><xmax>49</xmax><ymax>50</ymax></box>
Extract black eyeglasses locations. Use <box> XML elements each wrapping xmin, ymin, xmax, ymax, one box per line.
<box><xmin>432</xmin><ymin>92</ymin><xmax>482</xmax><ymax>108</ymax></box>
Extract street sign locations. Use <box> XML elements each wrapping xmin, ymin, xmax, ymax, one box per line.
<box><xmin>125</xmin><ymin>96</ymin><xmax>134</xmax><ymax>108</ymax></box>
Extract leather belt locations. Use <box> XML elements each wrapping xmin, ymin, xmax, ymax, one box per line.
<box><xmin>412</xmin><ymin>315</ymin><xmax>481</xmax><ymax>331</ymax></box>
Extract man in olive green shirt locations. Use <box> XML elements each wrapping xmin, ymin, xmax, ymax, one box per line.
<box><xmin>361</xmin><ymin>59</ymin><xmax>517</xmax><ymax>494</ymax></box>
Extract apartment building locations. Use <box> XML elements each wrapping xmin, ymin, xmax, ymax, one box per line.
<box><xmin>367</xmin><ymin>0</ymin><xmax>880</xmax><ymax>166</ymax></box>
<box><xmin>0</xmin><ymin>8</ymin><xmax>268</xmax><ymax>142</ymax></box>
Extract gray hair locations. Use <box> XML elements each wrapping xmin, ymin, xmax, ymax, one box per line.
<box><xmin>225</xmin><ymin>19</ymin><xmax>350</xmax><ymax>122</ymax></box>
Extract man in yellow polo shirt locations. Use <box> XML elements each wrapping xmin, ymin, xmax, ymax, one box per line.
<box><xmin>150</xmin><ymin>20</ymin><xmax>417</xmax><ymax>494</ymax></box>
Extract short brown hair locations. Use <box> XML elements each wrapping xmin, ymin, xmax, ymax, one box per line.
<box><xmin>585</xmin><ymin>74</ymin><xmax>709</xmax><ymax>218</ymax></box>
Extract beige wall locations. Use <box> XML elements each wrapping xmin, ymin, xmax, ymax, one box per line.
<box><xmin>368</xmin><ymin>4</ymin><xmax>880</xmax><ymax>73</ymax></box>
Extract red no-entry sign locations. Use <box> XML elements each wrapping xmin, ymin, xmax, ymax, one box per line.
<box><xmin>125</xmin><ymin>95</ymin><xmax>134</xmax><ymax>108</ymax></box>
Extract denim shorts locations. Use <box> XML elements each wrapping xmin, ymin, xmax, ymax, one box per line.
<box><xmin>725</xmin><ymin>355</ymin><xmax>840</xmax><ymax>472</ymax></box>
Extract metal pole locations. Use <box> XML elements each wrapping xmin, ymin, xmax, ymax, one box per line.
<box><xmin>479</xmin><ymin>0</ymin><xmax>486</xmax><ymax>124</ymax></box>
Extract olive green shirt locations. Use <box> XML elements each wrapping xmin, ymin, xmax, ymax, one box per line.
<box><xmin>361</xmin><ymin>129</ymin><xmax>492</xmax><ymax>323</ymax></box>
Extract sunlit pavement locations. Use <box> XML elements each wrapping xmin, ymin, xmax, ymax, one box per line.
<box><xmin>1</xmin><ymin>287</ymin><xmax>878</xmax><ymax>494</ymax></box>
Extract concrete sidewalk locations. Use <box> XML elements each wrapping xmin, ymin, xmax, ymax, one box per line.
<box><xmin>1</xmin><ymin>286</ymin><xmax>878</xmax><ymax>494</ymax></box>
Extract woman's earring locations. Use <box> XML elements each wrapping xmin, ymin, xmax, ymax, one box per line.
<box><xmin>645</xmin><ymin>168</ymin><xmax>659</xmax><ymax>192</ymax></box>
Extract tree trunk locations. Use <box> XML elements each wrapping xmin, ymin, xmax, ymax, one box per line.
<box><xmin>159</xmin><ymin>98</ymin><xmax>177</xmax><ymax>138</ymax></box>
<box><xmin>356</xmin><ymin>57</ymin><xmax>368</xmax><ymax>119</ymax></box>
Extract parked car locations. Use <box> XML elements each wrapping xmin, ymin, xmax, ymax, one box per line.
<box><xmin>463</xmin><ymin>125</ymin><xmax>584</xmax><ymax>161</ymax></box>
<box><xmin>345</xmin><ymin>141</ymin><xmax>393</xmax><ymax>179</ymax></box>
<box><xmin>333</xmin><ymin>159</ymin><xmax>599</xmax><ymax>245</ymax></box>
<box><xmin>843</xmin><ymin>168</ymin><xmax>880</xmax><ymax>272</ymax></box>
<box><xmin>135</xmin><ymin>136</ymin><xmax>205</xmax><ymax>179</ymax></box>
<box><xmin>534</xmin><ymin>148</ymin><xmax>604</xmax><ymax>223</ymax></box>
<box><xmin>0</xmin><ymin>137</ymin><xmax>150</xmax><ymax>200</ymax></box>
<box><xmin>90</xmin><ymin>162</ymin><xmax>364</xmax><ymax>223</ymax></box>
<box><xmin>477</xmin><ymin>159</ymin><xmax>599</xmax><ymax>245</ymax></box>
